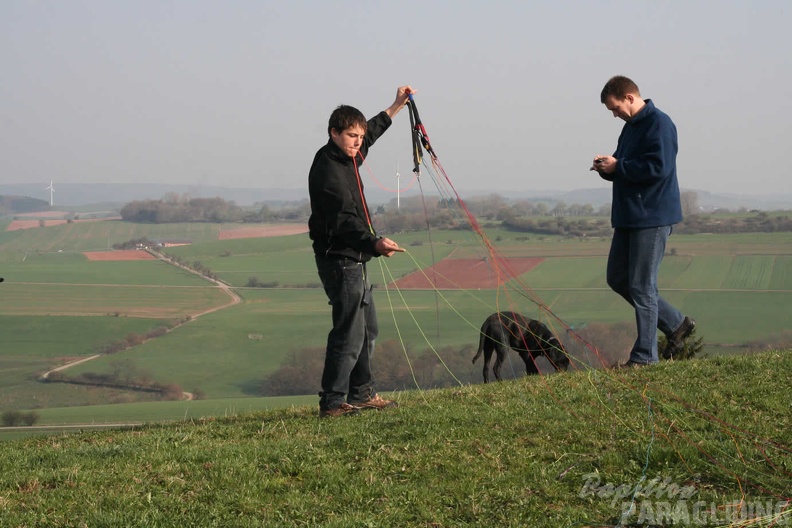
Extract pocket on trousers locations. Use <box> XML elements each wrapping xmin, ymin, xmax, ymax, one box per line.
<box><xmin>361</xmin><ymin>284</ymin><xmax>372</xmax><ymax>306</ymax></box>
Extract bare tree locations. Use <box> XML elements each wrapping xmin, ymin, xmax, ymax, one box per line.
<box><xmin>681</xmin><ymin>191</ymin><xmax>699</xmax><ymax>217</ymax></box>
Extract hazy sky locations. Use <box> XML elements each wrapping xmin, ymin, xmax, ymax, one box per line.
<box><xmin>2</xmin><ymin>1</ymin><xmax>791</xmax><ymax>199</ymax></box>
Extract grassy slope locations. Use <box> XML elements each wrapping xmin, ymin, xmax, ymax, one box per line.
<box><xmin>0</xmin><ymin>352</ymin><xmax>789</xmax><ymax>527</ymax></box>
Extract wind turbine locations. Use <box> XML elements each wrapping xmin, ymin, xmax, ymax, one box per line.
<box><xmin>46</xmin><ymin>180</ymin><xmax>54</xmax><ymax>207</ymax></box>
<box><xmin>395</xmin><ymin>163</ymin><xmax>400</xmax><ymax>210</ymax></box>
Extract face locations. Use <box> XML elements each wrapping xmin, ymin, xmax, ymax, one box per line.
<box><xmin>603</xmin><ymin>94</ymin><xmax>634</xmax><ymax>121</ymax></box>
<box><xmin>330</xmin><ymin>124</ymin><xmax>365</xmax><ymax>158</ymax></box>
<box><xmin>548</xmin><ymin>338</ymin><xmax>570</xmax><ymax>371</ymax></box>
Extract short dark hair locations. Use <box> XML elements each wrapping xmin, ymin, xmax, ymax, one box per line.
<box><xmin>328</xmin><ymin>105</ymin><xmax>367</xmax><ymax>136</ymax></box>
<box><xmin>600</xmin><ymin>76</ymin><xmax>640</xmax><ymax>103</ymax></box>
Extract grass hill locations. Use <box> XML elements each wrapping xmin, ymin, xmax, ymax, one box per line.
<box><xmin>0</xmin><ymin>194</ymin><xmax>50</xmax><ymax>215</ymax></box>
<box><xmin>0</xmin><ymin>352</ymin><xmax>789</xmax><ymax>527</ymax></box>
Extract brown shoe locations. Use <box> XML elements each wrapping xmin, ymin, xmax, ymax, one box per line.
<box><xmin>616</xmin><ymin>360</ymin><xmax>651</xmax><ymax>369</ymax></box>
<box><xmin>354</xmin><ymin>394</ymin><xmax>397</xmax><ymax>411</ymax></box>
<box><xmin>662</xmin><ymin>316</ymin><xmax>696</xmax><ymax>359</ymax></box>
<box><xmin>319</xmin><ymin>403</ymin><xmax>360</xmax><ymax>418</ymax></box>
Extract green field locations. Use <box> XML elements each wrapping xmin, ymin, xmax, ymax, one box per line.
<box><xmin>0</xmin><ymin>220</ymin><xmax>228</xmax><ymax>254</ymax></box>
<box><xmin>1</xmin><ymin>220</ymin><xmax>791</xmax><ymax>435</ymax></box>
<box><xmin>1</xmin><ymin>251</ymin><xmax>208</xmax><ymax>285</ymax></box>
<box><xmin>0</xmin><ymin>281</ymin><xmax>231</xmax><ymax>317</ymax></box>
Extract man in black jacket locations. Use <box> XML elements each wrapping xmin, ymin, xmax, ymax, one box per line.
<box><xmin>309</xmin><ymin>85</ymin><xmax>413</xmax><ymax>417</ymax></box>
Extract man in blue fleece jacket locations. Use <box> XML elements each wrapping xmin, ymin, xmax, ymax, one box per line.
<box><xmin>592</xmin><ymin>76</ymin><xmax>696</xmax><ymax>366</ymax></box>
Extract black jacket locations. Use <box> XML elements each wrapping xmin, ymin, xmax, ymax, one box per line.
<box><xmin>308</xmin><ymin>111</ymin><xmax>392</xmax><ymax>261</ymax></box>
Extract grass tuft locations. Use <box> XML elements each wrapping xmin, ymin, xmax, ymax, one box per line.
<box><xmin>0</xmin><ymin>352</ymin><xmax>790</xmax><ymax>527</ymax></box>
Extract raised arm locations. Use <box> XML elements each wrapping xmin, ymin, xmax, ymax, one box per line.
<box><xmin>384</xmin><ymin>85</ymin><xmax>416</xmax><ymax>119</ymax></box>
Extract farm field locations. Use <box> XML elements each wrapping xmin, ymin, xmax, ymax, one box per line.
<box><xmin>0</xmin><ymin>281</ymin><xmax>230</xmax><ymax>317</ymax></box>
<box><xmin>0</xmin><ymin>219</ymin><xmax>306</xmax><ymax>255</ymax></box>
<box><xmin>1</xmin><ymin>253</ymin><xmax>210</xmax><ymax>284</ymax></box>
<box><xmin>1</xmin><ymin>219</ymin><xmax>791</xmax><ymax>435</ymax></box>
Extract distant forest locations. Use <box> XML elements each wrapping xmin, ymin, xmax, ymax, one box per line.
<box><xmin>117</xmin><ymin>191</ymin><xmax>792</xmax><ymax>235</ymax></box>
<box><xmin>4</xmin><ymin>190</ymin><xmax>786</xmax><ymax>235</ymax></box>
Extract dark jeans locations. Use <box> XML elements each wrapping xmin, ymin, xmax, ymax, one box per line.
<box><xmin>315</xmin><ymin>255</ymin><xmax>378</xmax><ymax>410</ymax></box>
<box><xmin>607</xmin><ymin>226</ymin><xmax>685</xmax><ymax>364</ymax></box>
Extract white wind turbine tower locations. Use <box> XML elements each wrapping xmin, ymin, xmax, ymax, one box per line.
<box><xmin>46</xmin><ymin>180</ymin><xmax>54</xmax><ymax>207</ymax></box>
<box><xmin>395</xmin><ymin>163</ymin><xmax>401</xmax><ymax>210</ymax></box>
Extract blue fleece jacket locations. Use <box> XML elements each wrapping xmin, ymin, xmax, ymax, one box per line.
<box><xmin>600</xmin><ymin>99</ymin><xmax>683</xmax><ymax>229</ymax></box>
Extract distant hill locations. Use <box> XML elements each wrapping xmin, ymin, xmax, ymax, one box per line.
<box><xmin>0</xmin><ymin>194</ymin><xmax>50</xmax><ymax>215</ymax></box>
<box><xmin>1</xmin><ymin>182</ymin><xmax>789</xmax><ymax>211</ymax></box>
<box><xmin>446</xmin><ymin>187</ymin><xmax>792</xmax><ymax>211</ymax></box>
<box><xmin>308</xmin><ymin>185</ymin><xmax>791</xmax><ymax>210</ymax></box>
<box><xmin>0</xmin><ymin>183</ymin><xmax>307</xmax><ymax>209</ymax></box>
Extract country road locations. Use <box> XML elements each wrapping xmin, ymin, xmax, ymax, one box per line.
<box><xmin>147</xmin><ymin>247</ymin><xmax>243</xmax><ymax>318</ymax></box>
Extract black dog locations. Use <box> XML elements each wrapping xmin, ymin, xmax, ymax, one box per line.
<box><xmin>472</xmin><ymin>311</ymin><xmax>569</xmax><ymax>383</ymax></box>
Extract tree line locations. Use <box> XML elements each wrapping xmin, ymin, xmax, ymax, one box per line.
<box><xmin>117</xmin><ymin>192</ymin><xmax>792</xmax><ymax>235</ymax></box>
<box><xmin>120</xmin><ymin>195</ymin><xmax>247</xmax><ymax>223</ymax></box>
<box><xmin>119</xmin><ymin>192</ymin><xmax>311</xmax><ymax>223</ymax></box>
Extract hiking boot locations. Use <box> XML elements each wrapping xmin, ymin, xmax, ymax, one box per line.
<box><xmin>353</xmin><ymin>394</ymin><xmax>398</xmax><ymax>411</ymax></box>
<box><xmin>662</xmin><ymin>316</ymin><xmax>696</xmax><ymax>360</ymax></box>
<box><xmin>617</xmin><ymin>360</ymin><xmax>651</xmax><ymax>369</ymax></box>
<box><xmin>319</xmin><ymin>403</ymin><xmax>360</xmax><ymax>418</ymax></box>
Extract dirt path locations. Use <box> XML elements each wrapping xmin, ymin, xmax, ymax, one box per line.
<box><xmin>40</xmin><ymin>355</ymin><xmax>101</xmax><ymax>381</ymax></box>
<box><xmin>146</xmin><ymin>247</ymin><xmax>242</xmax><ymax>317</ymax></box>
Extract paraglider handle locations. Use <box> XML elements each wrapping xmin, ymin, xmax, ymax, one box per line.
<box><xmin>407</xmin><ymin>94</ymin><xmax>422</xmax><ymax>125</ymax></box>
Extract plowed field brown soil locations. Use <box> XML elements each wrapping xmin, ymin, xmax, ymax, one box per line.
<box><xmin>392</xmin><ymin>257</ymin><xmax>543</xmax><ymax>289</ymax></box>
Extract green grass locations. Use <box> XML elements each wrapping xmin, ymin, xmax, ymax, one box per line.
<box><xmin>0</xmin><ymin>282</ymin><xmax>230</xmax><ymax>317</ymax></box>
<box><xmin>665</xmin><ymin>232</ymin><xmax>792</xmax><ymax>256</ymax></box>
<box><xmin>770</xmin><ymin>256</ymin><xmax>792</xmax><ymax>290</ymax></box>
<box><xmin>167</xmin><ymin>236</ymin><xmax>459</xmax><ymax>288</ymax></box>
<box><xmin>0</xmin><ymin>315</ymin><xmax>181</xmax><ymax>410</ymax></box>
<box><xmin>0</xmin><ymin>352</ymin><xmax>789</xmax><ymax>527</ymax></box>
<box><xmin>10</xmin><ymin>395</ymin><xmax>317</xmax><ymax>427</ymax></box>
<box><xmin>43</xmin><ymin>286</ymin><xmax>792</xmax><ymax>402</ymax></box>
<box><xmin>723</xmin><ymin>256</ymin><xmax>775</xmax><ymax>290</ymax></box>
<box><xmin>3</xmin><ymin>260</ymin><xmax>791</xmax><ymax>408</ymax></box>
<box><xmin>0</xmin><ymin>221</ymin><xmax>229</xmax><ymax>254</ymax></box>
<box><xmin>62</xmin><ymin>296</ymin><xmax>326</xmax><ymax>398</ymax></box>
<box><xmin>517</xmin><ymin>257</ymin><xmax>606</xmax><ymax>288</ymax></box>
<box><xmin>0</xmin><ymin>396</ymin><xmax>317</xmax><ymax>443</ymax></box>
<box><xmin>0</xmin><ymin>315</ymin><xmax>173</xmax><ymax>359</ymax></box>
<box><xmin>1</xmin><ymin>252</ymin><xmax>209</xmax><ymax>285</ymax></box>
<box><xmin>165</xmin><ymin>233</ymin><xmax>308</xmax><ymax>259</ymax></box>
